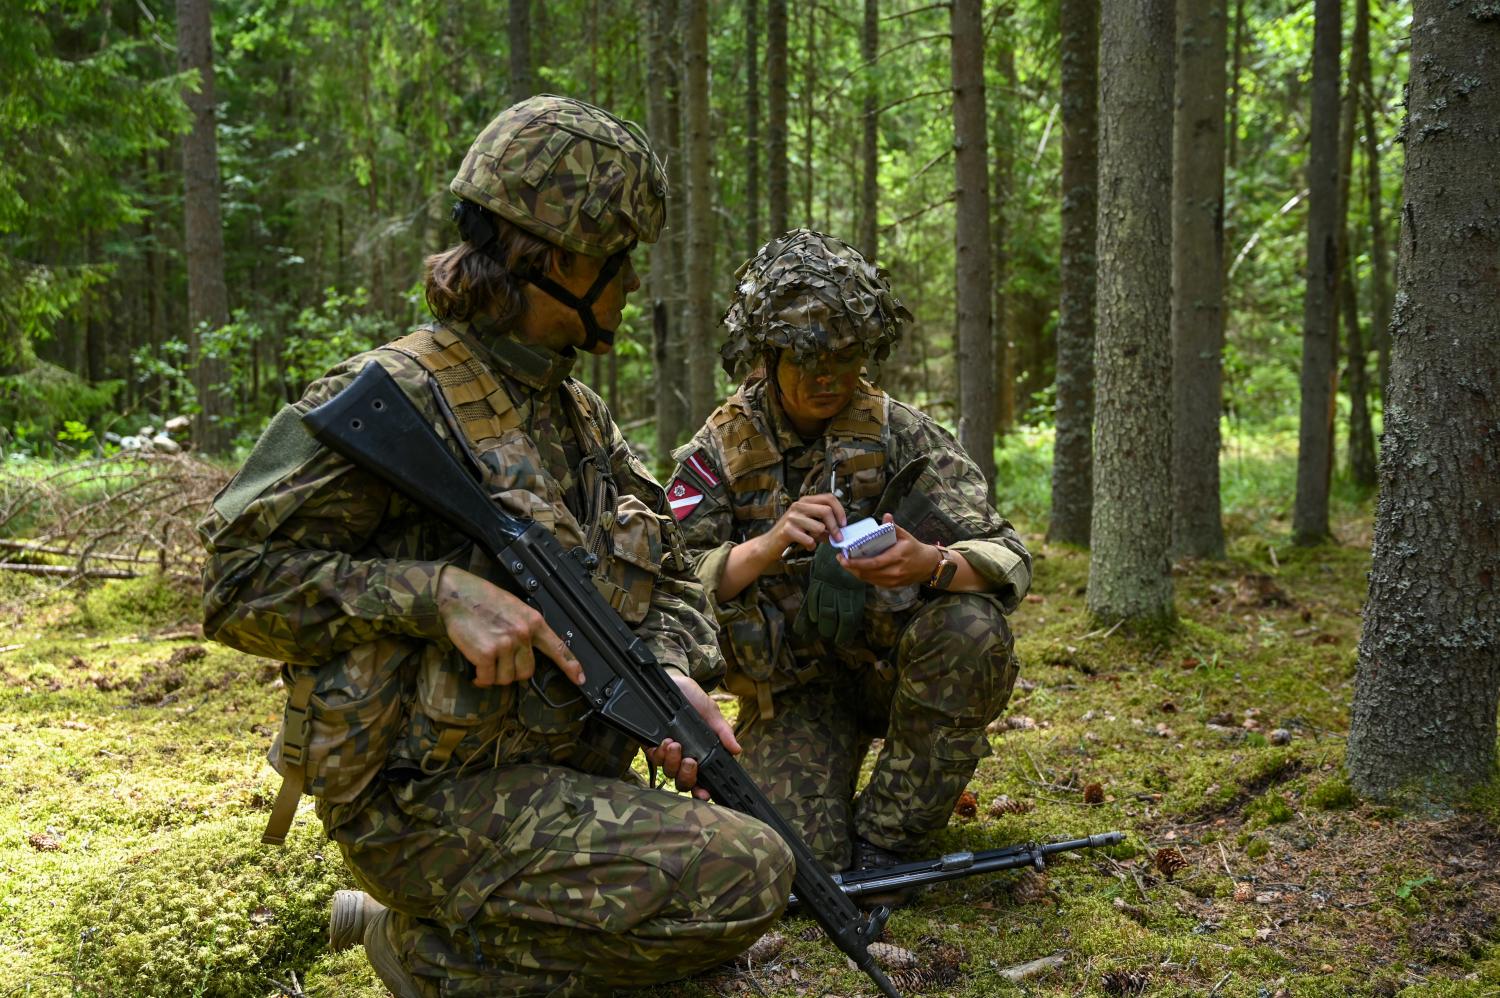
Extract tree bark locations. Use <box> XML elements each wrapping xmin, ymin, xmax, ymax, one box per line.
<box><xmin>1341</xmin><ymin>0</ymin><xmax>1377</xmax><ymax>488</ymax></box>
<box><xmin>1049</xmin><ymin>0</ymin><xmax>1099</xmax><ymax>548</ymax></box>
<box><xmin>951</xmin><ymin>0</ymin><xmax>994</xmax><ymax>496</ymax></box>
<box><xmin>747</xmin><ymin>0</ymin><xmax>762</xmax><ymax>256</ymax></box>
<box><xmin>682</xmin><ymin>0</ymin><xmax>715</xmax><ymax>425</ymax></box>
<box><xmin>767</xmin><ymin>0</ymin><xmax>789</xmax><ymax>237</ymax></box>
<box><xmin>858</xmin><ymin>0</ymin><xmax>879</xmax><ymax>262</ymax></box>
<box><xmin>1226</xmin><ymin>0</ymin><xmax>1246</xmax><ymax>171</ymax></box>
<box><xmin>802</xmin><ymin>3</ymin><xmax>816</xmax><ymax>226</ymax></box>
<box><xmin>992</xmin><ymin>17</ymin><xmax>1016</xmax><ymax>436</ymax></box>
<box><xmin>509</xmin><ymin>0</ymin><xmax>533</xmax><ymax>106</ymax></box>
<box><xmin>176</xmin><ymin>0</ymin><xmax>232</xmax><ymax>454</ymax></box>
<box><xmin>646</xmin><ymin>0</ymin><xmax>684</xmax><ymax>458</ymax></box>
<box><xmin>1347</xmin><ymin>1</ymin><xmax>1500</xmax><ymax>803</ymax></box>
<box><xmin>1293</xmin><ymin>0</ymin><xmax>1342</xmax><ymax>545</ymax></box>
<box><xmin>1360</xmin><ymin>0</ymin><xmax>1393</xmax><ymax>397</ymax></box>
<box><xmin>1171</xmin><ymin>0</ymin><xmax>1228</xmax><ymax>559</ymax></box>
<box><xmin>1088</xmin><ymin>0</ymin><xmax>1175</xmax><ymax>623</ymax></box>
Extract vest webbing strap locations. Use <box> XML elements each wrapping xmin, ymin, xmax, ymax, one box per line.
<box><xmin>262</xmin><ymin>671</ymin><xmax>316</xmax><ymax>846</ymax></box>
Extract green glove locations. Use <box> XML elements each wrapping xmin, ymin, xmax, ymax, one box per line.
<box><xmin>795</xmin><ymin>543</ymin><xmax>869</xmax><ymax>645</ymax></box>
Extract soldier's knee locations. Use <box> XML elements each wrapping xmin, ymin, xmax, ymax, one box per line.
<box><xmin>706</xmin><ymin>811</ymin><xmax>796</xmax><ymax>922</ymax></box>
<box><xmin>897</xmin><ymin>594</ymin><xmax>1018</xmax><ymax>720</ymax></box>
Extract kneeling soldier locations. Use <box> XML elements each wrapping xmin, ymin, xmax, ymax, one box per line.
<box><xmin>199</xmin><ymin>97</ymin><xmax>793</xmax><ymax>997</ymax></box>
<box><xmin>671</xmin><ymin>229</ymin><xmax>1032</xmax><ymax>883</ymax></box>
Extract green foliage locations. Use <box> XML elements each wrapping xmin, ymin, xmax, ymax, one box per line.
<box><xmin>1308</xmin><ymin>776</ymin><xmax>1358</xmax><ymax>811</ymax></box>
<box><xmin>0</xmin><ymin>361</ymin><xmax>121</xmax><ymax>457</ymax></box>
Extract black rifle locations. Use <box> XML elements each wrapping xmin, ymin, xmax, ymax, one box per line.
<box><xmin>789</xmin><ymin>833</ymin><xmax>1124</xmax><ymax>908</ymax></box>
<box><xmin>304</xmin><ymin>362</ymin><xmax>904</xmax><ymax>998</ymax></box>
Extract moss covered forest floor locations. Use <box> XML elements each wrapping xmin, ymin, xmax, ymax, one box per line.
<box><xmin>2</xmin><ymin>498</ymin><xmax>1499</xmax><ymax>997</ymax></box>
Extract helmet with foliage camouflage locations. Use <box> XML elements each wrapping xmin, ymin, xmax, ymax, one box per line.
<box><xmin>451</xmin><ymin>95</ymin><xmax>669</xmax><ymax>256</ymax></box>
<box><xmin>720</xmin><ymin>228</ymin><xmax>912</xmax><ymax>378</ymax></box>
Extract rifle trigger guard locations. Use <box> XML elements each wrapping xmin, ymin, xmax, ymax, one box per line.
<box><xmin>530</xmin><ymin>666</ymin><xmax>585</xmax><ymax>709</ymax></box>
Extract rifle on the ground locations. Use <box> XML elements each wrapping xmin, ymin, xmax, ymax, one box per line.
<box><xmin>303</xmin><ymin>362</ymin><xmax>904</xmax><ymax>998</ymax></box>
<box><xmin>789</xmin><ymin>833</ymin><xmax>1124</xmax><ymax>908</ymax></box>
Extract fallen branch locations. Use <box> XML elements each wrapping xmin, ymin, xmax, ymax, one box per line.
<box><xmin>998</xmin><ymin>952</ymin><xmax>1066</xmax><ymax>983</ymax></box>
<box><xmin>0</xmin><ymin>562</ymin><xmax>138</xmax><ymax>580</ymax></box>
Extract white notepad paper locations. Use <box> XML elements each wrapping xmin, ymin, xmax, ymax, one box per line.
<box><xmin>830</xmin><ymin>517</ymin><xmax>897</xmax><ymax>559</ymax></box>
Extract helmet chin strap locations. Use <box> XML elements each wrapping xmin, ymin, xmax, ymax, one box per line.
<box><xmin>524</xmin><ymin>243</ymin><xmax>632</xmax><ymax>351</ymax></box>
<box><xmin>450</xmin><ymin>200</ymin><xmax>633</xmax><ymax>352</ymax></box>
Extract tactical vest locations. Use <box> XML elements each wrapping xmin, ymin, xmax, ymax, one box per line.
<box><xmin>262</xmin><ymin>326</ymin><xmax>655</xmax><ymax>844</ymax></box>
<box><xmin>706</xmin><ymin>379</ymin><xmax>920</xmax><ymax>714</ymax></box>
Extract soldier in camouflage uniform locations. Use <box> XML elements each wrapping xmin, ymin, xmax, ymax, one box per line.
<box><xmin>199</xmin><ymin>97</ymin><xmax>793</xmax><ymax>997</ymax></box>
<box><xmin>669</xmin><ymin>229</ymin><xmax>1032</xmax><ymax>879</ymax></box>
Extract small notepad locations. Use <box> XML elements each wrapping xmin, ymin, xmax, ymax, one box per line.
<box><xmin>830</xmin><ymin>517</ymin><xmax>897</xmax><ymax>559</ymax></box>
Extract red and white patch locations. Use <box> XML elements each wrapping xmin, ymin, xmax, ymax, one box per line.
<box><xmin>667</xmin><ymin>478</ymin><xmax>705</xmax><ymax>521</ymax></box>
<box><xmin>683</xmin><ymin>451</ymin><xmax>720</xmax><ymax>487</ymax></box>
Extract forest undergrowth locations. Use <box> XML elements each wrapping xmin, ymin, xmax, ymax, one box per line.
<box><xmin>1</xmin><ymin>439</ymin><xmax>1497</xmax><ymax>998</ymax></box>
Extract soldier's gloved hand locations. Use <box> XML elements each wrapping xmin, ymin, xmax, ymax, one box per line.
<box><xmin>795</xmin><ymin>542</ymin><xmax>869</xmax><ymax>644</ymax></box>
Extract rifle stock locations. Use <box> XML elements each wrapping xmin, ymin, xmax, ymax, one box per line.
<box><xmin>304</xmin><ymin>362</ymin><xmax>902</xmax><ymax>998</ymax></box>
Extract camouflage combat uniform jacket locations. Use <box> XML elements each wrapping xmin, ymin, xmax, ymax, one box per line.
<box><xmin>200</xmin><ymin>319</ymin><xmax>723</xmax><ymax>827</ymax></box>
<box><xmin>672</xmin><ymin>376</ymin><xmax>1032</xmax><ymax>712</ymax></box>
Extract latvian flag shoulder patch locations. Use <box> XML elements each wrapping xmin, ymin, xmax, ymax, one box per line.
<box><xmin>668</xmin><ymin>450</ymin><xmax>721</xmax><ymax>521</ymax></box>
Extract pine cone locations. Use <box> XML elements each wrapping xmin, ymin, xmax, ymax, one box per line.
<box><xmin>1154</xmin><ymin>847</ymin><xmax>1188</xmax><ymax>880</ymax></box>
<box><xmin>1011</xmin><ymin>869</ymin><xmax>1050</xmax><ymax>905</ymax></box>
<box><xmin>988</xmin><ymin>795</ymin><xmax>1034</xmax><ymax>817</ymax></box>
<box><xmin>1233</xmin><ymin>881</ymin><xmax>1254</xmax><ymax>903</ymax></box>
<box><xmin>1083</xmin><ymin>782</ymin><xmax>1106</xmax><ymax>805</ymax></box>
<box><xmin>1102</xmin><ymin>970</ymin><xmax>1151</xmax><ymax>996</ymax></box>
<box><xmin>953</xmin><ymin>790</ymin><xmax>979</xmax><ymax>820</ymax></box>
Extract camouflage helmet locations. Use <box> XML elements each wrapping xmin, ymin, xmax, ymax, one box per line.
<box><xmin>720</xmin><ymin>228</ymin><xmax>912</xmax><ymax>377</ymax></box>
<box><xmin>451</xmin><ymin>95</ymin><xmax>668</xmax><ymax>256</ymax></box>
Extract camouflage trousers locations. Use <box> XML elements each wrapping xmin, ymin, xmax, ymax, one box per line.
<box><xmin>324</xmin><ymin>762</ymin><xmax>795</xmax><ymax>997</ymax></box>
<box><xmin>736</xmin><ymin>593</ymin><xmax>1017</xmax><ymax>870</ymax></box>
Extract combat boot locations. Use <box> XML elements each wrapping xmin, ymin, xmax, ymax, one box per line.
<box><xmin>848</xmin><ymin>835</ymin><xmax>918</xmax><ymax>909</ymax></box>
<box><xmin>329</xmin><ymin>889</ymin><xmax>386</xmax><ymax>953</ymax></box>
<box><xmin>363</xmin><ymin>906</ymin><xmax>424</xmax><ymax>998</ymax></box>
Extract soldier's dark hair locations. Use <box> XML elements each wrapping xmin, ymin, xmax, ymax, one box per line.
<box><xmin>423</xmin><ymin>213</ymin><xmax>554</xmax><ymax>327</ymax></box>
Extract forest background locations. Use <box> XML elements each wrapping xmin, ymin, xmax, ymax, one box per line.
<box><xmin>8</xmin><ymin>1</ymin><xmax>1500</xmax><ymax>997</ymax></box>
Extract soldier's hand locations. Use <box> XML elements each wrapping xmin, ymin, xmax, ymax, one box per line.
<box><xmin>436</xmin><ymin>567</ymin><xmax>585</xmax><ymax>688</ymax></box>
<box><xmin>645</xmin><ymin>673</ymin><xmax>740</xmax><ymax>800</ymax></box>
<box><xmin>761</xmin><ymin>492</ymin><xmax>847</xmax><ymax>555</ymax></box>
<box><xmin>839</xmin><ymin>514</ymin><xmax>943</xmax><ymax>589</ymax></box>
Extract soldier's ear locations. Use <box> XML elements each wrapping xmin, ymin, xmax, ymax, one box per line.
<box><xmin>543</xmin><ymin>248</ymin><xmax>576</xmax><ymax>279</ymax></box>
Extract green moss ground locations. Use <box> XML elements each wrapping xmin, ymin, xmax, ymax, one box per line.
<box><xmin>2</xmin><ymin>492</ymin><xmax>1498</xmax><ymax>997</ymax></box>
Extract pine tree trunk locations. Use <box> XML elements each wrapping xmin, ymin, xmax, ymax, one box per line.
<box><xmin>1050</xmin><ymin>0</ymin><xmax>1099</xmax><ymax>548</ymax></box>
<box><xmin>509</xmin><ymin>0</ymin><xmax>533</xmax><ymax>105</ymax></box>
<box><xmin>1226</xmin><ymin>0</ymin><xmax>1245</xmax><ymax>171</ymax></box>
<box><xmin>682</xmin><ymin>0</ymin><xmax>715</xmax><ymax>425</ymax></box>
<box><xmin>1088</xmin><ymin>0</ymin><xmax>1175</xmax><ymax>623</ymax></box>
<box><xmin>858</xmin><ymin>0</ymin><xmax>878</xmax><ymax>262</ymax></box>
<box><xmin>802</xmin><ymin>4</ymin><xmax>816</xmax><ymax>227</ymax></box>
<box><xmin>646</xmin><ymin>0</ymin><xmax>684</xmax><ymax>458</ymax></box>
<box><xmin>177</xmin><ymin>0</ymin><xmax>232</xmax><ymax>454</ymax></box>
<box><xmin>1347</xmin><ymin>1</ymin><xmax>1500</xmax><ymax>802</ymax></box>
<box><xmin>993</xmin><ymin>20</ymin><xmax>1016</xmax><ymax>436</ymax></box>
<box><xmin>747</xmin><ymin>0</ymin><xmax>762</xmax><ymax>256</ymax></box>
<box><xmin>1360</xmin><ymin>0</ymin><xmax>1393</xmax><ymax>398</ymax></box>
<box><xmin>768</xmin><ymin>0</ymin><xmax>789</xmax><ymax>237</ymax></box>
<box><xmin>1293</xmin><ymin>0</ymin><xmax>1342</xmax><ymax>545</ymax></box>
<box><xmin>951</xmin><ymin>0</ymin><xmax>994</xmax><ymax>496</ymax></box>
<box><xmin>1342</xmin><ymin>0</ymin><xmax>1377</xmax><ymax>488</ymax></box>
<box><xmin>1171</xmin><ymin>0</ymin><xmax>1228</xmax><ymax>559</ymax></box>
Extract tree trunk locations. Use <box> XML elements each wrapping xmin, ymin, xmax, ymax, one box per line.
<box><xmin>646</xmin><ymin>0</ymin><xmax>685</xmax><ymax>458</ymax></box>
<box><xmin>951</xmin><ymin>0</ymin><xmax>994</xmax><ymax>496</ymax></box>
<box><xmin>1341</xmin><ymin>0</ymin><xmax>1377</xmax><ymax>489</ymax></box>
<box><xmin>509</xmin><ymin>0</ymin><xmax>533</xmax><ymax>105</ymax></box>
<box><xmin>1088</xmin><ymin>0</ymin><xmax>1175</xmax><ymax>623</ymax></box>
<box><xmin>993</xmin><ymin>17</ymin><xmax>1016</xmax><ymax>435</ymax></box>
<box><xmin>1226</xmin><ymin>0</ymin><xmax>1246</xmax><ymax>171</ymax></box>
<box><xmin>747</xmin><ymin>0</ymin><xmax>762</xmax><ymax>256</ymax></box>
<box><xmin>682</xmin><ymin>0</ymin><xmax>715</xmax><ymax>425</ymax></box>
<box><xmin>858</xmin><ymin>0</ymin><xmax>878</xmax><ymax>262</ymax></box>
<box><xmin>1347</xmin><ymin>1</ymin><xmax>1500</xmax><ymax>803</ymax></box>
<box><xmin>1049</xmin><ymin>0</ymin><xmax>1099</xmax><ymax>548</ymax></box>
<box><xmin>1360</xmin><ymin>0</ymin><xmax>1393</xmax><ymax>398</ymax></box>
<box><xmin>177</xmin><ymin>0</ymin><xmax>232</xmax><ymax>454</ymax></box>
<box><xmin>802</xmin><ymin>3</ymin><xmax>815</xmax><ymax>227</ymax></box>
<box><xmin>767</xmin><ymin>0</ymin><xmax>789</xmax><ymax>237</ymax></box>
<box><xmin>1292</xmin><ymin>0</ymin><xmax>1342</xmax><ymax>545</ymax></box>
<box><xmin>1171</xmin><ymin>0</ymin><xmax>1228</xmax><ymax>559</ymax></box>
